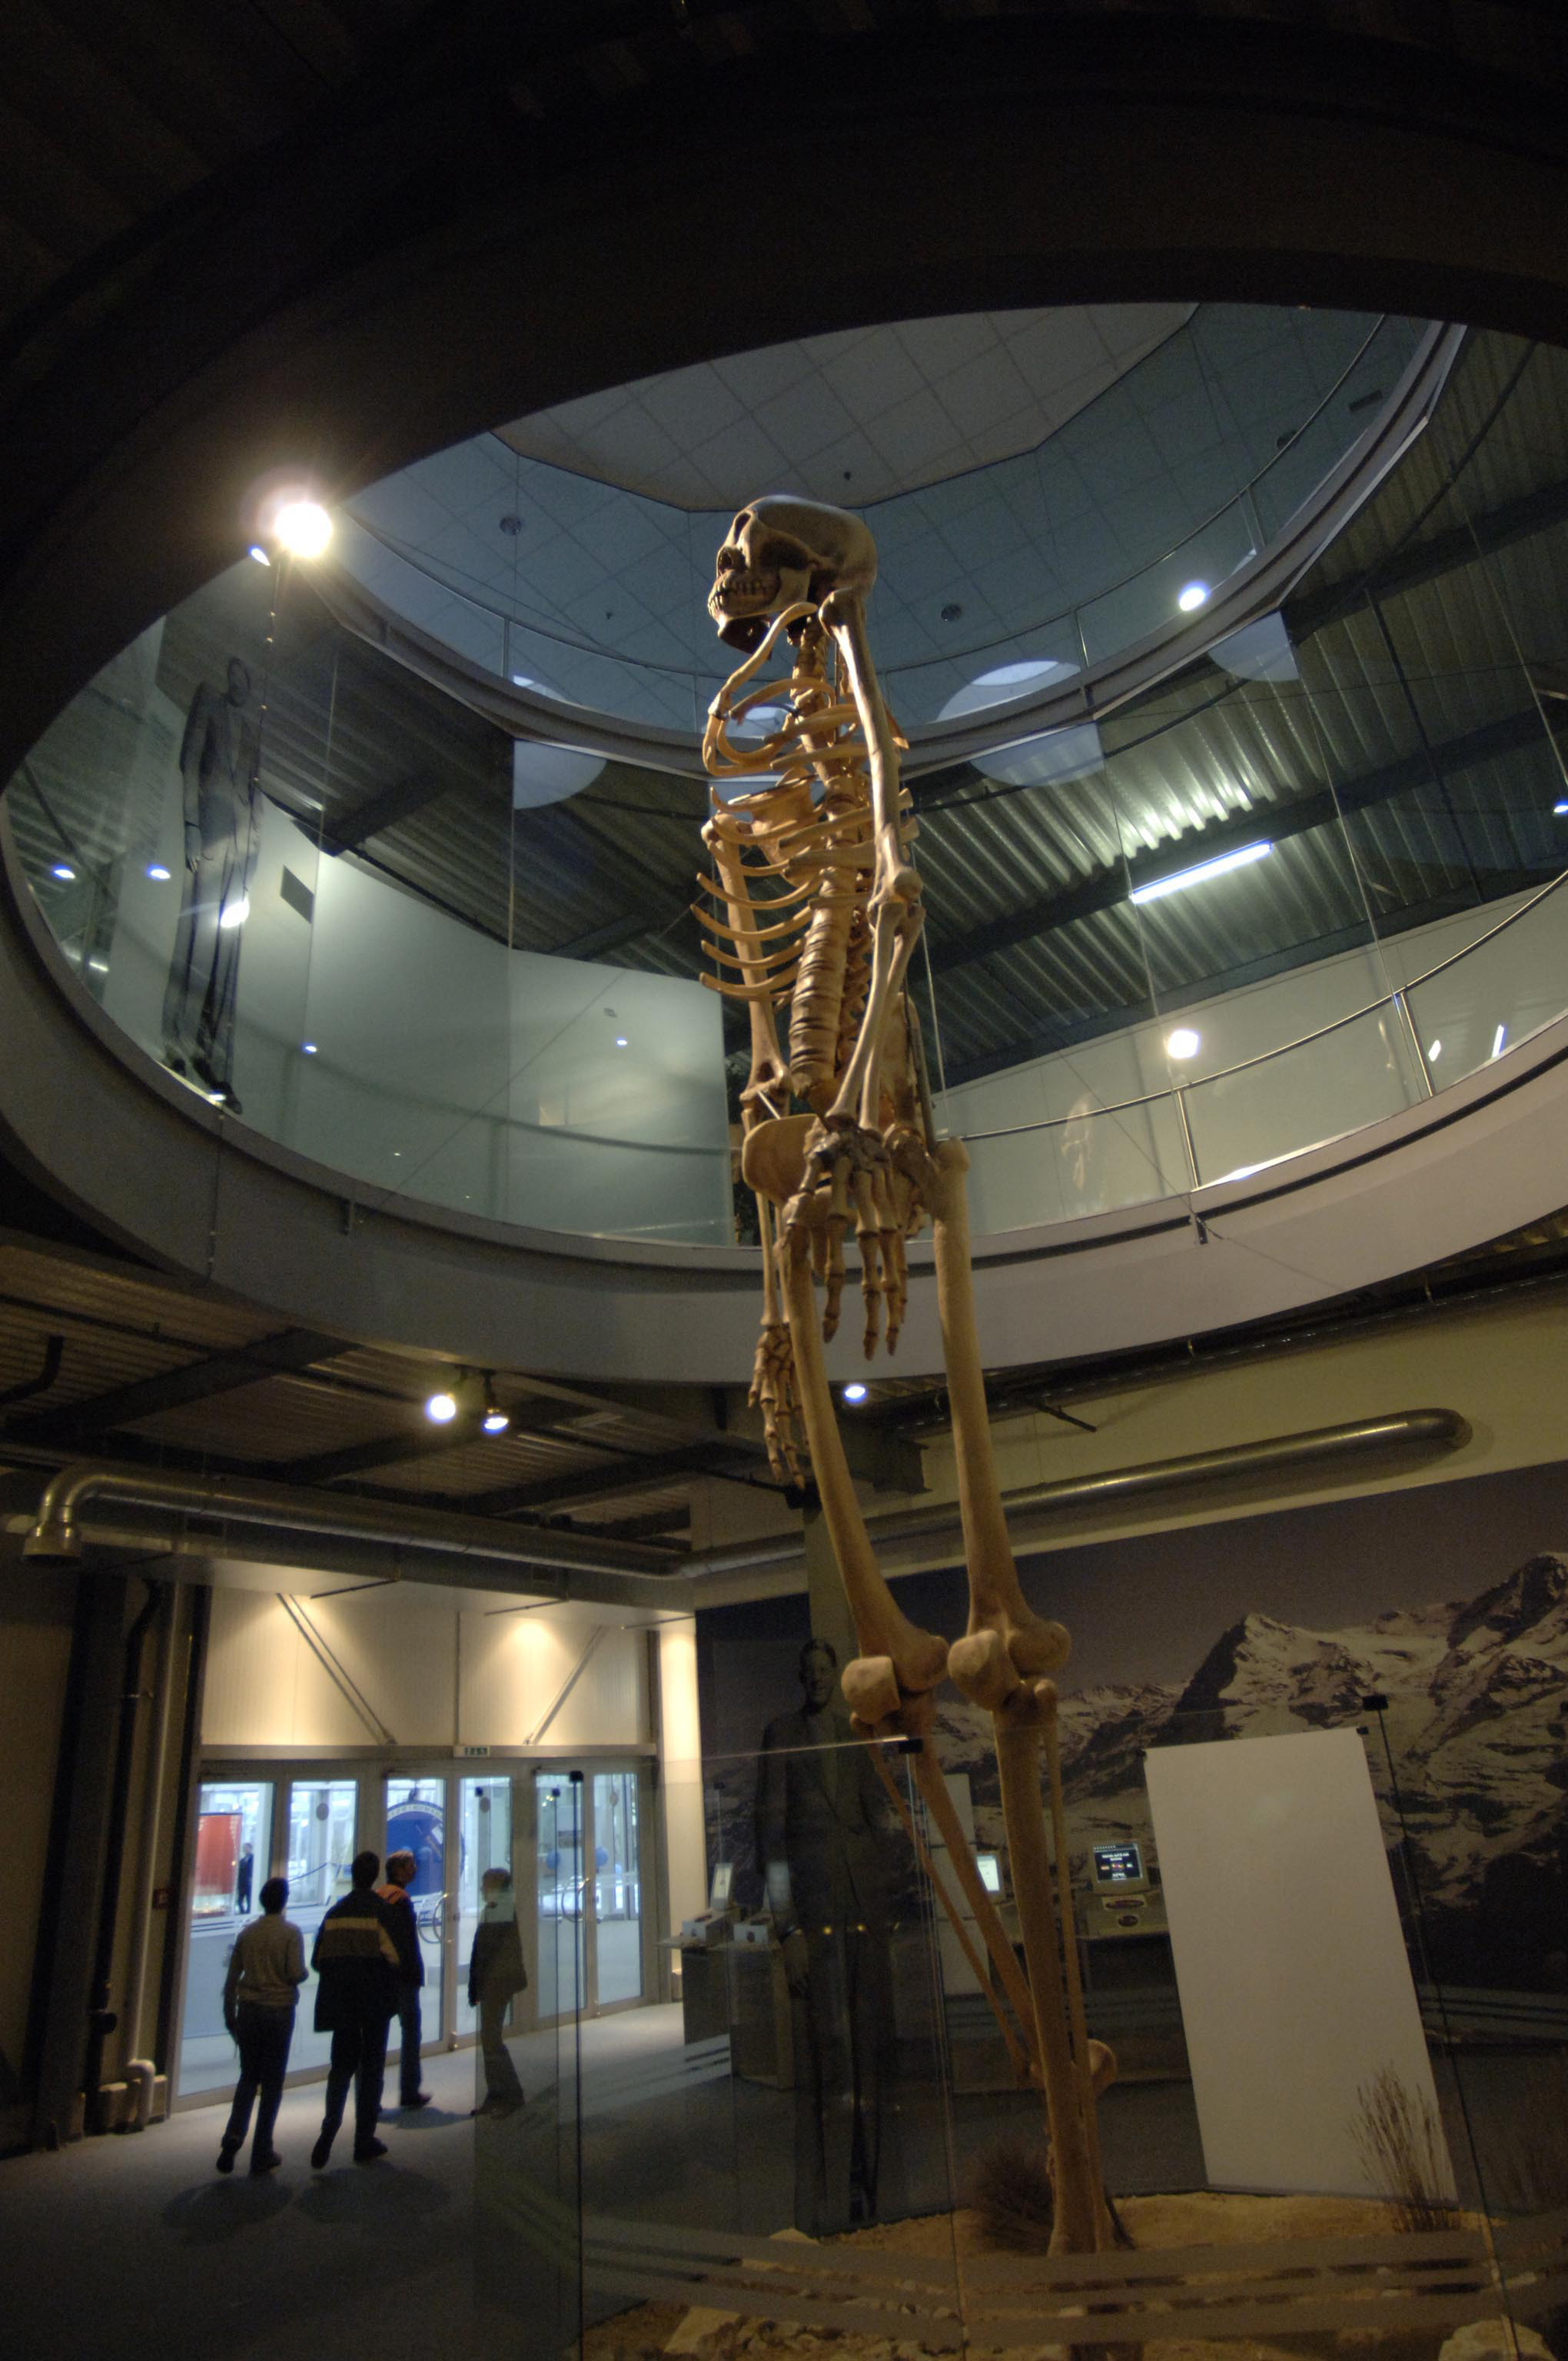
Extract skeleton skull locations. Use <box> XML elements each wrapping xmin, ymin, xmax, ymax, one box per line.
<box><xmin>709</xmin><ymin>495</ymin><xmax>877</xmax><ymax>650</ymax></box>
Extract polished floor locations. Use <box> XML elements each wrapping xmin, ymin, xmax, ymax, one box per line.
<box><xmin>0</xmin><ymin>2007</ymin><xmax>1535</xmax><ymax>2361</ymax></box>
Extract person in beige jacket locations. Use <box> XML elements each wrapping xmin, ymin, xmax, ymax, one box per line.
<box><xmin>218</xmin><ymin>1875</ymin><xmax>307</xmax><ymax>2175</ymax></box>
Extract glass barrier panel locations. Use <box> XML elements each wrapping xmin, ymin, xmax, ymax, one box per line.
<box><xmin>1405</xmin><ymin>880</ymin><xmax>1568</xmax><ymax>1087</ymax></box>
<box><xmin>961</xmin><ymin>1094</ymin><xmax>1193</xmax><ymax>1229</ymax></box>
<box><xmin>1251</xmin><ymin>313</ymin><xmax>1426</xmax><ymax>541</ymax></box>
<box><xmin>1369</xmin><ymin>1677</ymin><xmax>1568</xmax><ymax>2350</ymax></box>
<box><xmin>1183</xmin><ymin>1001</ymin><xmax>1423</xmax><ymax>1186</ymax></box>
<box><xmin>1078</xmin><ymin>493</ymin><xmax>1258</xmax><ymax>668</ymax></box>
<box><xmin>473</xmin><ymin>1765</ymin><xmax>583</xmax><ymax>2353</ymax></box>
<box><xmin>456</xmin><ymin>1773</ymin><xmax>513</xmax><ymax>2040</ymax></box>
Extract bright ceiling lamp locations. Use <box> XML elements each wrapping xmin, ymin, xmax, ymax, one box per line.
<box><xmin>1177</xmin><ymin>581</ymin><xmax>1210</xmax><ymax>613</ymax></box>
<box><xmin>1131</xmin><ymin>840</ymin><xmax>1272</xmax><ymax>905</ymax></box>
<box><xmin>841</xmin><ymin>1382</ymin><xmax>869</xmax><ymax>1405</ymax></box>
<box><xmin>424</xmin><ymin>1389</ymin><xmax>460</xmax><ymax>1424</ymax></box>
<box><xmin>274</xmin><ymin>498</ymin><xmax>334</xmax><ymax>558</ymax></box>
<box><xmin>481</xmin><ymin>1376</ymin><xmax>510</xmax><ymax>1435</ymax></box>
<box><xmin>1164</xmin><ymin>1027</ymin><xmax>1201</xmax><ymax>1060</ymax></box>
<box><xmin>218</xmin><ymin>895</ymin><xmax>250</xmax><ymax>929</ymax></box>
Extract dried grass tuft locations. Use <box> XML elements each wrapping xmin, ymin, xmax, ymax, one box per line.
<box><xmin>1351</xmin><ymin>2064</ymin><xmax>1459</xmax><ymax>2234</ymax></box>
<box><xmin>970</xmin><ymin>2133</ymin><xmax>1055</xmax><ymax>2251</ymax></box>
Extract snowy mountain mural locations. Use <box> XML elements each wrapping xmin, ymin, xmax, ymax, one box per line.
<box><xmin>700</xmin><ymin>1550</ymin><xmax>1568</xmax><ymax>1994</ymax></box>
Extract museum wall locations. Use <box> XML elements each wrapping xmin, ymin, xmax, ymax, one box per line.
<box><xmin>200</xmin><ymin>1581</ymin><xmax>652</xmax><ymax>1754</ymax></box>
<box><xmin>696</xmin><ymin>1452</ymin><xmax>1568</xmax><ymax>1994</ymax></box>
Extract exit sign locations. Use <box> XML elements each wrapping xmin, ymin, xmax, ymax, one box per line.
<box><xmin>455</xmin><ymin>1744</ymin><xmax>491</xmax><ymax>1758</ymax></box>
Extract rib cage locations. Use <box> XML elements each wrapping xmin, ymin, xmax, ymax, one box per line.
<box><xmin>697</xmin><ymin>611</ymin><xmax>875</xmax><ymax>1106</ymax></box>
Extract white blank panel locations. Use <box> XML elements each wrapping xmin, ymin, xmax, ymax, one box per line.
<box><xmin>1144</xmin><ymin>1728</ymin><xmax>1453</xmax><ymax>2198</ymax></box>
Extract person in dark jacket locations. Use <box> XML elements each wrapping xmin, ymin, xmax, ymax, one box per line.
<box><xmin>376</xmin><ymin>1849</ymin><xmax>430</xmax><ymax>2110</ymax></box>
<box><xmin>309</xmin><ymin>1850</ymin><xmax>400</xmax><ymax>2167</ymax></box>
<box><xmin>467</xmin><ymin>1867</ymin><xmax>527</xmax><ymax>2117</ymax></box>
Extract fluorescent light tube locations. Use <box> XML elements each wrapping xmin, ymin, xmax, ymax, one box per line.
<box><xmin>1131</xmin><ymin>840</ymin><xmax>1273</xmax><ymax>905</ymax></box>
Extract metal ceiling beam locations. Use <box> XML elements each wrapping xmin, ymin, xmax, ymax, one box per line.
<box><xmin>270</xmin><ymin>1389</ymin><xmax>655</xmax><ymax>1486</ymax></box>
<box><xmin>472</xmin><ymin>1442</ymin><xmax>772</xmax><ymax>1517</ymax></box>
<box><xmin>926</xmin><ymin>703</ymin><xmax>1560</xmax><ymax>980</ymax></box>
<box><xmin>2</xmin><ymin>1325</ymin><xmax>350</xmax><ymax>1446</ymax></box>
<box><xmin>322</xmin><ymin>768</ymin><xmax>446</xmax><ymax>853</ymax></box>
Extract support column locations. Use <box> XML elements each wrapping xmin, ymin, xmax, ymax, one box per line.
<box><xmin>26</xmin><ymin>1572</ymin><xmax>127</xmax><ymax>2149</ymax></box>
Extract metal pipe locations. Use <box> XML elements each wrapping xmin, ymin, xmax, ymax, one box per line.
<box><xmin>22</xmin><ymin>1461</ymin><xmax>680</xmax><ymax>1583</ymax></box>
<box><xmin>689</xmin><ymin>1408</ymin><xmax>1468</xmax><ymax>1581</ymax></box>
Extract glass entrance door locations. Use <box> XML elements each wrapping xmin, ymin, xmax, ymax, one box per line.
<box><xmin>591</xmin><ymin>1768</ymin><xmax>643</xmax><ymax>2008</ymax></box>
<box><xmin>384</xmin><ymin>1773</ymin><xmax>447</xmax><ymax>2085</ymax></box>
<box><xmin>179</xmin><ymin>1776</ymin><xmax>274</xmax><ymax>2094</ymax></box>
<box><xmin>533</xmin><ymin>1765</ymin><xmax>646</xmax><ymax>2023</ymax></box>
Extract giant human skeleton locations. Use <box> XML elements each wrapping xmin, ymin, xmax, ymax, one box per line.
<box><xmin>699</xmin><ymin>498</ymin><xmax>1115</xmax><ymax>2254</ymax></box>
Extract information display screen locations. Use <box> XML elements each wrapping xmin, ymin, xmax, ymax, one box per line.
<box><xmin>1091</xmin><ymin>1841</ymin><xmax>1145</xmax><ymax>1887</ymax></box>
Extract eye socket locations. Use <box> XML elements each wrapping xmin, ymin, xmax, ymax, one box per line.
<box><xmin>731</xmin><ymin>510</ymin><xmax>752</xmax><ymax>535</ymax></box>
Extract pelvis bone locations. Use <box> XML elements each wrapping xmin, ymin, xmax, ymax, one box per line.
<box><xmin>709</xmin><ymin>495</ymin><xmax>878</xmax><ymax>651</ymax></box>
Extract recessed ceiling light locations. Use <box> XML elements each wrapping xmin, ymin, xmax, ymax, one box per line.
<box><xmin>1165</xmin><ymin>1027</ymin><xmax>1201</xmax><ymax>1060</ymax></box>
<box><xmin>146</xmin><ymin>863</ymin><xmax>172</xmax><ymax>881</ymax></box>
<box><xmin>301</xmin><ymin>1042</ymin><xmax>318</xmax><ymax>1055</ymax></box>
<box><xmin>842</xmin><ymin>1382</ymin><xmax>869</xmax><ymax>1405</ymax></box>
<box><xmin>1555</xmin><ymin>801</ymin><xmax>1568</xmax><ymax>816</ymax></box>
<box><xmin>1131</xmin><ymin>841</ymin><xmax>1272</xmax><ymax>904</ymax></box>
<box><xmin>614</xmin><ymin>1036</ymin><xmax>629</xmax><ymax>1048</ymax></box>
<box><xmin>248</xmin><ymin>544</ymin><xmax>271</xmax><ymax>566</ymax></box>
<box><xmin>51</xmin><ymin>863</ymin><xmax>76</xmax><ymax>881</ymax></box>
<box><xmin>1178</xmin><ymin>581</ymin><xmax>1210</xmax><ymax>613</ymax></box>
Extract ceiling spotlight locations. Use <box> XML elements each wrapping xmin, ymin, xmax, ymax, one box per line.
<box><xmin>51</xmin><ymin>862</ymin><xmax>76</xmax><ymax>881</ymax></box>
<box><xmin>146</xmin><ymin>862</ymin><xmax>172</xmax><ymax>881</ymax></box>
<box><xmin>1178</xmin><ymin>581</ymin><xmax>1210</xmax><ymax>614</ymax></box>
<box><xmin>481</xmin><ymin>1378</ymin><xmax>510</xmax><ymax>1436</ymax></box>
<box><xmin>301</xmin><ymin>1042</ymin><xmax>318</xmax><ymax>1055</ymax></box>
<box><xmin>218</xmin><ymin>894</ymin><xmax>250</xmax><ymax>929</ymax></box>
<box><xmin>425</xmin><ymin>1390</ymin><xmax>460</xmax><ymax>1424</ymax></box>
<box><xmin>248</xmin><ymin>544</ymin><xmax>271</xmax><ymax>566</ymax></box>
<box><xmin>1556</xmin><ymin>801</ymin><xmax>1568</xmax><ymax>816</ymax></box>
<box><xmin>1131</xmin><ymin>841</ymin><xmax>1272</xmax><ymax>905</ymax></box>
<box><xmin>274</xmin><ymin>498</ymin><xmax>333</xmax><ymax>559</ymax></box>
<box><xmin>1491</xmin><ymin>1023</ymin><xmax>1507</xmax><ymax>1060</ymax></box>
<box><xmin>614</xmin><ymin>1036</ymin><xmax>629</xmax><ymax>1049</ymax></box>
<box><xmin>1427</xmin><ymin>1039</ymin><xmax>1442</xmax><ymax>1062</ymax></box>
<box><xmin>1165</xmin><ymin>1027</ymin><xmax>1201</xmax><ymax>1060</ymax></box>
<box><xmin>842</xmin><ymin>1382</ymin><xmax>869</xmax><ymax>1405</ymax></box>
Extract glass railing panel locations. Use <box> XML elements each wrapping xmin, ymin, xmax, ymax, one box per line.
<box><xmin>1184</xmin><ymin>1001</ymin><xmax>1421</xmax><ymax>1185</ymax></box>
<box><xmin>1251</xmin><ymin>313</ymin><xmax>1426</xmax><ymax>540</ymax></box>
<box><xmin>961</xmin><ymin>1093</ymin><xmax>1193</xmax><ymax>1229</ymax></box>
<box><xmin>1405</xmin><ymin>876</ymin><xmax>1568</xmax><ymax>1086</ymax></box>
<box><xmin>1078</xmin><ymin>492</ymin><xmax>1258</xmax><ymax>668</ymax></box>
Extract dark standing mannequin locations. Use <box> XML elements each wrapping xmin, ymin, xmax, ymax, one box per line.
<box><xmin>161</xmin><ymin>653</ymin><xmax>258</xmax><ymax>1110</ymax></box>
<box><xmin>234</xmin><ymin>1844</ymin><xmax>254</xmax><ymax>1914</ymax></box>
<box><xmin>756</xmin><ymin>1637</ymin><xmax>896</xmax><ymax>2236</ymax></box>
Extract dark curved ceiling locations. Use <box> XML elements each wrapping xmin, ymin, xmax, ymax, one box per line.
<box><xmin>5</xmin><ymin>2</ymin><xmax>1568</xmax><ymax>794</ymax></box>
